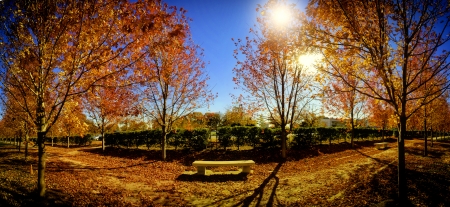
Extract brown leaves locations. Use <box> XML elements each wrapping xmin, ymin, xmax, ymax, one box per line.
<box><xmin>1</xmin><ymin>138</ymin><xmax>450</xmax><ymax>206</ymax></box>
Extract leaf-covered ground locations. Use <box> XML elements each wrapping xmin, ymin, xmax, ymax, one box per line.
<box><xmin>0</xmin><ymin>138</ymin><xmax>449</xmax><ymax>206</ymax></box>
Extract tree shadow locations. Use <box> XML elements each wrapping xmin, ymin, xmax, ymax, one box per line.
<box><xmin>45</xmin><ymin>159</ymin><xmax>157</xmax><ymax>172</ymax></box>
<box><xmin>80</xmin><ymin>138</ymin><xmax>397</xmax><ymax>166</ymax></box>
<box><xmin>287</xmin><ymin>138</ymin><xmax>397</xmax><ymax>162</ymax></box>
<box><xmin>335</xmin><ymin>156</ymin><xmax>450</xmax><ymax>206</ymax></box>
<box><xmin>176</xmin><ymin>173</ymin><xmax>249</xmax><ymax>182</ymax></box>
<box><xmin>405</xmin><ymin>165</ymin><xmax>450</xmax><ymax>206</ymax></box>
<box><xmin>190</xmin><ymin>161</ymin><xmax>285</xmax><ymax>207</ymax></box>
<box><xmin>80</xmin><ymin>147</ymin><xmax>191</xmax><ymax>161</ymax></box>
<box><xmin>405</xmin><ymin>145</ymin><xmax>445</xmax><ymax>158</ymax></box>
<box><xmin>0</xmin><ymin>183</ymin><xmax>70</xmax><ymax>207</ymax></box>
<box><xmin>430</xmin><ymin>140</ymin><xmax>450</xmax><ymax>149</ymax></box>
<box><xmin>354</xmin><ymin>149</ymin><xmax>396</xmax><ymax>166</ymax></box>
<box><xmin>194</xmin><ymin>161</ymin><xmax>284</xmax><ymax>206</ymax></box>
<box><xmin>232</xmin><ymin>161</ymin><xmax>283</xmax><ymax>206</ymax></box>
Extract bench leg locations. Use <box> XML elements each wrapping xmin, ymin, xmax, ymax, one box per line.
<box><xmin>242</xmin><ymin>166</ymin><xmax>251</xmax><ymax>173</ymax></box>
<box><xmin>197</xmin><ymin>166</ymin><xmax>206</xmax><ymax>175</ymax></box>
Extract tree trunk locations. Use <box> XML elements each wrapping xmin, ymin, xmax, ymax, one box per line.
<box><xmin>281</xmin><ymin>124</ymin><xmax>287</xmax><ymax>159</ymax></box>
<box><xmin>424</xmin><ymin>113</ymin><xmax>428</xmax><ymax>156</ymax></box>
<box><xmin>430</xmin><ymin>126</ymin><xmax>433</xmax><ymax>147</ymax></box>
<box><xmin>102</xmin><ymin>132</ymin><xmax>106</xmax><ymax>151</ymax></box>
<box><xmin>162</xmin><ymin>125</ymin><xmax>167</xmax><ymax>161</ymax></box>
<box><xmin>37</xmin><ymin>131</ymin><xmax>46</xmax><ymax>197</ymax></box>
<box><xmin>67</xmin><ymin>136</ymin><xmax>70</xmax><ymax>148</ymax></box>
<box><xmin>398</xmin><ymin>107</ymin><xmax>407</xmax><ymax>204</ymax></box>
<box><xmin>36</xmin><ymin>92</ymin><xmax>47</xmax><ymax>197</ymax></box>
<box><xmin>25</xmin><ymin>131</ymin><xmax>29</xmax><ymax>160</ymax></box>
<box><xmin>350</xmin><ymin>112</ymin><xmax>355</xmax><ymax>148</ymax></box>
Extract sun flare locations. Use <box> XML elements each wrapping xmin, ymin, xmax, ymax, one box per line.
<box><xmin>272</xmin><ymin>5</ymin><xmax>291</xmax><ymax>26</ymax></box>
<box><xmin>298</xmin><ymin>53</ymin><xmax>323</xmax><ymax>74</ymax></box>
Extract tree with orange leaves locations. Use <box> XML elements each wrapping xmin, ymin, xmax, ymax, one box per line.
<box><xmin>54</xmin><ymin>98</ymin><xmax>88</xmax><ymax>148</ymax></box>
<box><xmin>82</xmin><ymin>81</ymin><xmax>139</xmax><ymax>151</ymax></box>
<box><xmin>367</xmin><ymin>98</ymin><xmax>396</xmax><ymax>141</ymax></box>
<box><xmin>321</xmin><ymin>58</ymin><xmax>368</xmax><ymax>147</ymax></box>
<box><xmin>307</xmin><ymin>0</ymin><xmax>450</xmax><ymax>202</ymax></box>
<box><xmin>233</xmin><ymin>0</ymin><xmax>314</xmax><ymax>158</ymax></box>
<box><xmin>0</xmin><ymin>0</ymin><xmax>176</xmax><ymax>197</ymax></box>
<box><xmin>137</xmin><ymin>4</ymin><xmax>214</xmax><ymax>161</ymax></box>
<box><xmin>0</xmin><ymin>93</ymin><xmax>35</xmax><ymax>159</ymax></box>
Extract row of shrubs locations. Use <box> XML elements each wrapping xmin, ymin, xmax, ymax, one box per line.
<box><xmin>104</xmin><ymin>128</ymin><xmax>210</xmax><ymax>151</ymax></box>
<box><xmin>217</xmin><ymin>127</ymin><xmax>395</xmax><ymax>149</ymax></box>
<box><xmin>99</xmin><ymin>127</ymin><xmax>396</xmax><ymax>150</ymax></box>
<box><xmin>3</xmin><ymin>127</ymin><xmax>448</xmax><ymax>150</ymax></box>
<box><xmin>8</xmin><ymin>135</ymin><xmax>95</xmax><ymax>146</ymax></box>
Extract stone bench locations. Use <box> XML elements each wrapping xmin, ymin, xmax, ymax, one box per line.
<box><xmin>192</xmin><ymin>160</ymin><xmax>255</xmax><ymax>175</ymax></box>
<box><xmin>374</xmin><ymin>142</ymin><xmax>389</xmax><ymax>150</ymax></box>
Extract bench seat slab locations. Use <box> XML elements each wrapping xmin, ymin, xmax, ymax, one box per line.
<box><xmin>374</xmin><ymin>142</ymin><xmax>388</xmax><ymax>150</ymax></box>
<box><xmin>193</xmin><ymin>160</ymin><xmax>255</xmax><ymax>175</ymax></box>
<box><xmin>193</xmin><ymin>160</ymin><xmax>255</xmax><ymax>167</ymax></box>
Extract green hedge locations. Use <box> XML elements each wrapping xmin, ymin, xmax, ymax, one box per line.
<box><xmin>217</xmin><ymin>127</ymin><xmax>232</xmax><ymax>150</ymax></box>
<box><xmin>42</xmin><ymin>135</ymin><xmax>93</xmax><ymax>146</ymax></box>
<box><xmin>292</xmin><ymin>127</ymin><xmax>395</xmax><ymax>148</ymax></box>
<box><xmin>104</xmin><ymin>128</ymin><xmax>210</xmax><ymax>151</ymax></box>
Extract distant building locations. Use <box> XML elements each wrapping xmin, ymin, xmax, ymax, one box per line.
<box><xmin>319</xmin><ymin>117</ymin><xmax>345</xmax><ymax>127</ymax></box>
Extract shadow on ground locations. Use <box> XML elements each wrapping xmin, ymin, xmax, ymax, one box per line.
<box><xmin>192</xmin><ymin>161</ymin><xmax>285</xmax><ymax>206</ymax></box>
<box><xmin>80</xmin><ymin>138</ymin><xmax>398</xmax><ymax>166</ymax></box>
<box><xmin>176</xmin><ymin>173</ymin><xmax>249</xmax><ymax>182</ymax></box>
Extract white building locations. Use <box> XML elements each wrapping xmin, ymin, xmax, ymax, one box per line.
<box><xmin>319</xmin><ymin>117</ymin><xmax>345</xmax><ymax>127</ymax></box>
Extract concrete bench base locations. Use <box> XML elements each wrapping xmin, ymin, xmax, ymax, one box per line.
<box><xmin>375</xmin><ymin>142</ymin><xmax>389</xmax><ymax>150</ymax></box>
<box><xmin>192</xmin><ymin>160</ymin><xmax>255</xmax><ymax>175</ymax></box>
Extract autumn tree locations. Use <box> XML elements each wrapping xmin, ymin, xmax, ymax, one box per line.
<box><xmin>137</xmin><ymin>5</ymin><xmax>214</xmax><ymax>161</ymax></box>
<box><xmin>307</xmin><ymin>0</ymin><xmax>450</xmax><ymax>202</ymax></box>
<box><xmin>0</xmin><ymin>95</ymin><xmax>35</xmax><ymax>159</ymax></box>
<box><xmin>321</xmin><ymin>59</ymin><xmax>368</xmax><ymax>146</ymax></box>
<box><xmin>367</xmin><ymin>98</ymin><xmax>396</xmax><ymax>141</ymax></box>
<box><xmin>204</xmin><ymin>112</ymin><xmax>221</xmax><ymax>130</ymax></box>
<box><xmin>82</xmin><ymin>82</ymin><xmax>139</xmax><ymax>151</ymax></box>
<box><xmin>257</xmin><ymin>114</ymin><xmax>269</xmax><ymax>128</ymax></box>
<box><xmin>118</xmin><ymin>116</ymin><xmax>149</xmax><ymax>132</ymax></box>
<box><xmin>0</xmin><ymin>0</ymin><xmax>173</xmax><ymax>197</ymax></box>
<box><xmin>233</xmin><ymin>0</ymin><xmax>315</xmax><ymax>158</ymax></box>
<box><xmin>221</xmin><ymin>105</ymin><xmax>255</xmax><ymax>127</ymax></box>
<box><xmin>54</xmin><ymin>98</ymin><xmax>88</xmax><ymax>148</ymax></box>
<box><xmin>421</xmin><ymin>93</ymin><xmax>449</xmax><ymax>153</ymax></box>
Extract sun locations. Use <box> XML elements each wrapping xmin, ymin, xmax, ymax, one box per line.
<box><xmin>298</xmin><ymin>53</ymin><xmax>323</xmax><ymax>74</ymax></box>
<box><xmin>271</xmin><ymin>5</ymin><xmax>291</xmax><ymax>26</ymax></box>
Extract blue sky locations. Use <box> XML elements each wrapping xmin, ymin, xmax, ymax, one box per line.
<box><xmin>163</xmin><ymin>0</ymin><xmax>307</xmax><ymax>114</ymax></box>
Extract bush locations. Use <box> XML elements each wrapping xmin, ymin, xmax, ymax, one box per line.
<box><xmin>217</xmin><ymin>127</ymin><xmax>232</xmax><ymax>150</ymax></box>
<box><xmin>145</xmin><ymin>130</ymin><xmax>161</xmax><ymax>149</ymax></box>
<box><xmin>292</xmin><ymin>127</ymin><xmax>317</xmax><ymax>148</ymax></box>
<box><xmin>260</xmin><ymin>128</ymin><xmax>279</xmax><ymax>149</ymax></box>
<box><xmin>247</xmin><ymin>126</ymin><xmax>260</xmax><ymax>147</ymax></box>
<box><xmin>168</xmin><ymin>130</ymin><xmax>185</xmax><ymax>150</ymax></box>
<box><xmin>188</xmin><ymin>128</ymin><xmax>209</xmax><ymax>151</ymax></box>
<box><xmin>75</xmin><ymin>134</ymin><xmax>93</xmax><ymax>146</ymax></box>
<box><xmin>231</xmin><ymin>126</ymin><xmax>247</xmax><ymax>150</ymax></box>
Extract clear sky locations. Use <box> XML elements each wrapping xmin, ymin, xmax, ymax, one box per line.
<box><xmin>163</xmin><ymin>0</ymin><xmax>307</xmax><ymax>114</ymax></box>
